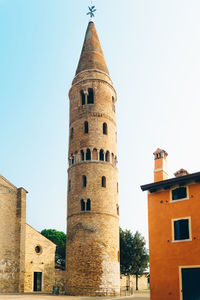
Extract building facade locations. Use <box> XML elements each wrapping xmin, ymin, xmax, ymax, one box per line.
<box><xmin>141</xmin><ymin>149</ymin><xmax>200</xmax><ymax>300</ymax></box>
<box><xmin>24</xmin><ymin>224</ymin><xmax>56</xmax><ymax>293</ymax></box>
<box><xmin>65</xmin><ymin>21</ymin><xmax>120</xmax><ymax>295</ymax></box>
<box><xmin>0</xmin><ymin>175</ymin><xmax>26</xmax><ymax>293</ymax></box>
<box><xmin>0</xmin><ymin>175</ymin><xmax>56</xmax><ymax>294</ymax></box>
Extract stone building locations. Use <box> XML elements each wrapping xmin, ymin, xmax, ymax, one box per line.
<box><xmin>0</xmin><ymin>175</ymin><xmax>26</xmax><ymax>293</ymax></box>
<box><xmin>141</xmin><ymin>149</ymin><xmax>200</xmax><ymax>300</ymax></box>
<box><xmin>24</xmin><ymin>224</ymin><xmax>56</xmax><ymax>293</ymax></box>
<box><xmin>65</xmin><ymin>20</ymin><xmax>120</xmax><ymax>295</ymax></box>
<box><xmin>0</xmin><ymin>174</ymin><xmax>56</xmax><ymax>293</ymax></box>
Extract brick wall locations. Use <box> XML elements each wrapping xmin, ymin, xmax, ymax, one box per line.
<box><xmin>66</xmin><ymin>55</ymin><xmax>120</xmax><ymax>296</ymax></box>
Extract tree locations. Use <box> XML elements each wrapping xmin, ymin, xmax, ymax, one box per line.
<box><xmin>41</xmin><ymin>229</ymin><xmax>66</xmax><ymax>267</ymax></box>
<box><xmin>120</xmin><ymin>228</ymin><xmax>149</xmax><ymax>290</ymax></box>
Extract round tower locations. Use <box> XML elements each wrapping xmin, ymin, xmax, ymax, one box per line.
<box><xmin>65</xmin><ymin>21</ymin><xmax>120</xmax><ymax>296</ymax></box>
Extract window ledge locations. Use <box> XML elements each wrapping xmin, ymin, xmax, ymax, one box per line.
<box><xmin>69</xmin><ymin>160</ymin><xmax>117</xmax><ymax>169</ymax></box>
<box><xmin>170</xmin><ymin>197</ymin><xmax>189</xmax><ymax>203</ymax></box>
<box><xmin>172</xmin><ymin>238</ymin><xmax>192</xmax><ymax>243</ymax></box>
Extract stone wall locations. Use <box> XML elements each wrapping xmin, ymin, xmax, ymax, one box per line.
<box><xmin>0</xmin><ymin>176</ymin><xmax>27</xmax><ymax>293</ymax></box>
<box><xmin>120</xmin><ymin>274</ymin><xmax>149</xmax><ymax>291</ymax></box>
<box><xmin>55</xmin><ymin>269</ymin><xmax>66</xmax><ymax>294</ymax></box>
<box><xmin>24</xmin><ymin>224</ymin><xmax>56</xmax><ymax>293</ymax></box>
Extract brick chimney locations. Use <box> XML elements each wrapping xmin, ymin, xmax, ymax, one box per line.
<box><xmin>174</xmin><ymin>168</ymin><xmax>189</xmax><ymax>177</ymax></box>
<box><xmin>153</xmin><ymin>148</ymin><xmax>168</xmax><ymax>182</ymax></box>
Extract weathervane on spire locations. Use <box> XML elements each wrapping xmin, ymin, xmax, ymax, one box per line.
<box><xmin>87</xmin><ymin>2</ymin><xmax>96</xmax><ymax>21</ymax></box>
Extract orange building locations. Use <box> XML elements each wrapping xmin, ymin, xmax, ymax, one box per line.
<box><xmin>141</xmin><ymin>149</ymin><xmax>200</xmax><ymax>300</ymax></box>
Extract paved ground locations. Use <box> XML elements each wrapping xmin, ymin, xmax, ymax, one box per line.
<box><xmin>0</xmin><ymin>291</ymin><xmax>150</xmax><ymax>300</ymax></box>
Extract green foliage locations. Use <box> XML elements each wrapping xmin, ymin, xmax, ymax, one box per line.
<box><xmin>41</xmin><ymin>229</ymin><xmax>66</xmax><ymax>267</ymax></box>
<box><xmin>120</xmin><ymin>228</ymin><xmax>149</xmax><ymax>285</ymax></box>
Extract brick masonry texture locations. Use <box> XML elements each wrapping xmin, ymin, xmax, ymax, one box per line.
<box><xmin>65</xmin><ymin>22</ymin><xmax>120</xmax><ymax>296</ymax></box>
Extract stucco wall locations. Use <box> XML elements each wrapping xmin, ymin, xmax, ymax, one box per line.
<box><xmin>148</xmin><ymin>181</ymin><xmax>200</xmax><ymax>300</ymax></box>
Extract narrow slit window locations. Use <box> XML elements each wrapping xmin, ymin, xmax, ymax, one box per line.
<box><xmin>72</xmin><ymin>155</ymin><xmax>74</xmax><ymax>165</ymax></box>
<box><xmin>84</xmin><ymin>121</ymin><xmax>89</xmax><ymax>134</ymax></box>
<box><xmin>81</xmin><ymin>150</ymin><xmax>84</xmax><ymax>161</ymax></box>
<box><xmin>100</xmin><ymin>149</ymin><xmax>104</xmax><ymax>161</ymax></box>
<box><xmin>82</xmin><ymin>175</ymin><xmax>87</xmax><ymax>187</ymax></box>
<box><xmin>103</xmin><ymin>123</ymin><xmax>107</xmax><ymax>135</ymax></box>
<box><xmin>172</xmin><ymin>187</ymin><xmax>187</xmax><ymax>201</ymax></box>
<box><xmin>101</xmin><ymin>176</ymin><xmax>106</xmax><ymax>188</ymax></box>
<box><xmin>71</xmin><ymin>128</ymin><xmax>73</xmax><ymax>139</ymax></box>
<box><xmin>81</xmin><ymin>199</ymin><xmax>85</xmax><ymax>211</ymax></box>
<box><xmin>87</xmin><ymin>88</ymin><xmax>94</xmax><ymax>104</ymax></box>
<box><xmin>86</xmin><ymin>199</ymin><xmax>91</xmax><ymax>211</ymax></box>
<box><xmin>86</xmin><ymin>148</ymin><xmax>91</xmax><ymax>160</ymax></box>
<box><xmin>112</xmin><ymin>96</ymin><xmax>115</xmax><ymax>112</ymax></box>
<box><xmin>81</xmin><ymin>90</ymin><xmax>86</xmax><ymax>105</ymax></box>
<box><xmin>174</xmin><ymin>219</ymin><xmax>190</xmax><ymax>240</ymax></box>
<box><xmin>117</xmin><ymin>204</ymin><xmax>119</xmax><ymax>216</ymax></box>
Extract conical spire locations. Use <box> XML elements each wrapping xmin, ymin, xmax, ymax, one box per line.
<box><xmin>75</xmin><ymin>21</ymin><xmax>109</xmax><ymax>76</ymax></box>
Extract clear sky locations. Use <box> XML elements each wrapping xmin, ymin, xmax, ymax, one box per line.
<box><xmin>1</xmin><ymin>0</ymin><xmax>200</xmax><ymax>244</ymax></box>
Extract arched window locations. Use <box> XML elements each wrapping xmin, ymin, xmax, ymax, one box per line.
<box><xmin>81</xmin><ymin>199</ymin><xmax>85</xmax><ymax>211</ymax></box>
<box><xmin>87</xmin><ymin>88</ymin><xmax>94</xmax><ymax>104</ymax></box>
<box><xmin>101</xmin><ymin>176</ymin><xmax>106</xmax><ymax>188</ymax></box>
<box><xmin>99</xmin><ymin>149</ymin><xmax>104</xmax><ymax>161</ymax></box>
<box><xmin>105</xmin><ymin>151</ymin><xmax>110</xmax><ymax>162</ymax></box>
<box><xmin>81</xmin><ymin>150</ymin><xmax>84</xmax><ymax>161</ymax></box>
<box><xmin>84</xmin><ymin>121</ymin><xmax>89</xmax><ymax>134</ymax></box>
<box><xmin>86</xmin><ymin>148</ymin><xmax>91</xmax><ymax>160</ymax></box>
<box><xmin>68</xmin><ymin>180</ymin><xmax>71</xmax><ymax>192</ymax></box>
<box><xmin>72</xmin><ymin>155</ymin><xmax>74</xmax><ymax>165</ymax></box>
<box><xmin>86</xmin><ymin>199</ymin><xmax>91</xmax><ymax>211</ymax></box>
<box><xmin>82</xmin><ymin>175</ymin><xmax>87</xmax><ymax>187</ymax></box>
<box><xmin>92</xmin><ymin>148</ymin><xmax>98</xmax><ymax>160</ymax></box>
<box><xmin>103</xmin><ymin>123</ymin><xmax>107</xmax><ymax>135</ymax></box>
<box><xmin>81</xmin><ymin>90</ymin><xmax>85</xmax><ymax>105</ymax></box>
<box><xmin>71</xmin><ymin>128</ymin><xmax>73</xmax><ymax>139</ymax></box>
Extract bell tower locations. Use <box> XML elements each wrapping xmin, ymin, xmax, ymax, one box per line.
<box><xmin>65</xmin><ymin>20</ymin><xmax>120</xmax><ymax>296</ymax></box>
